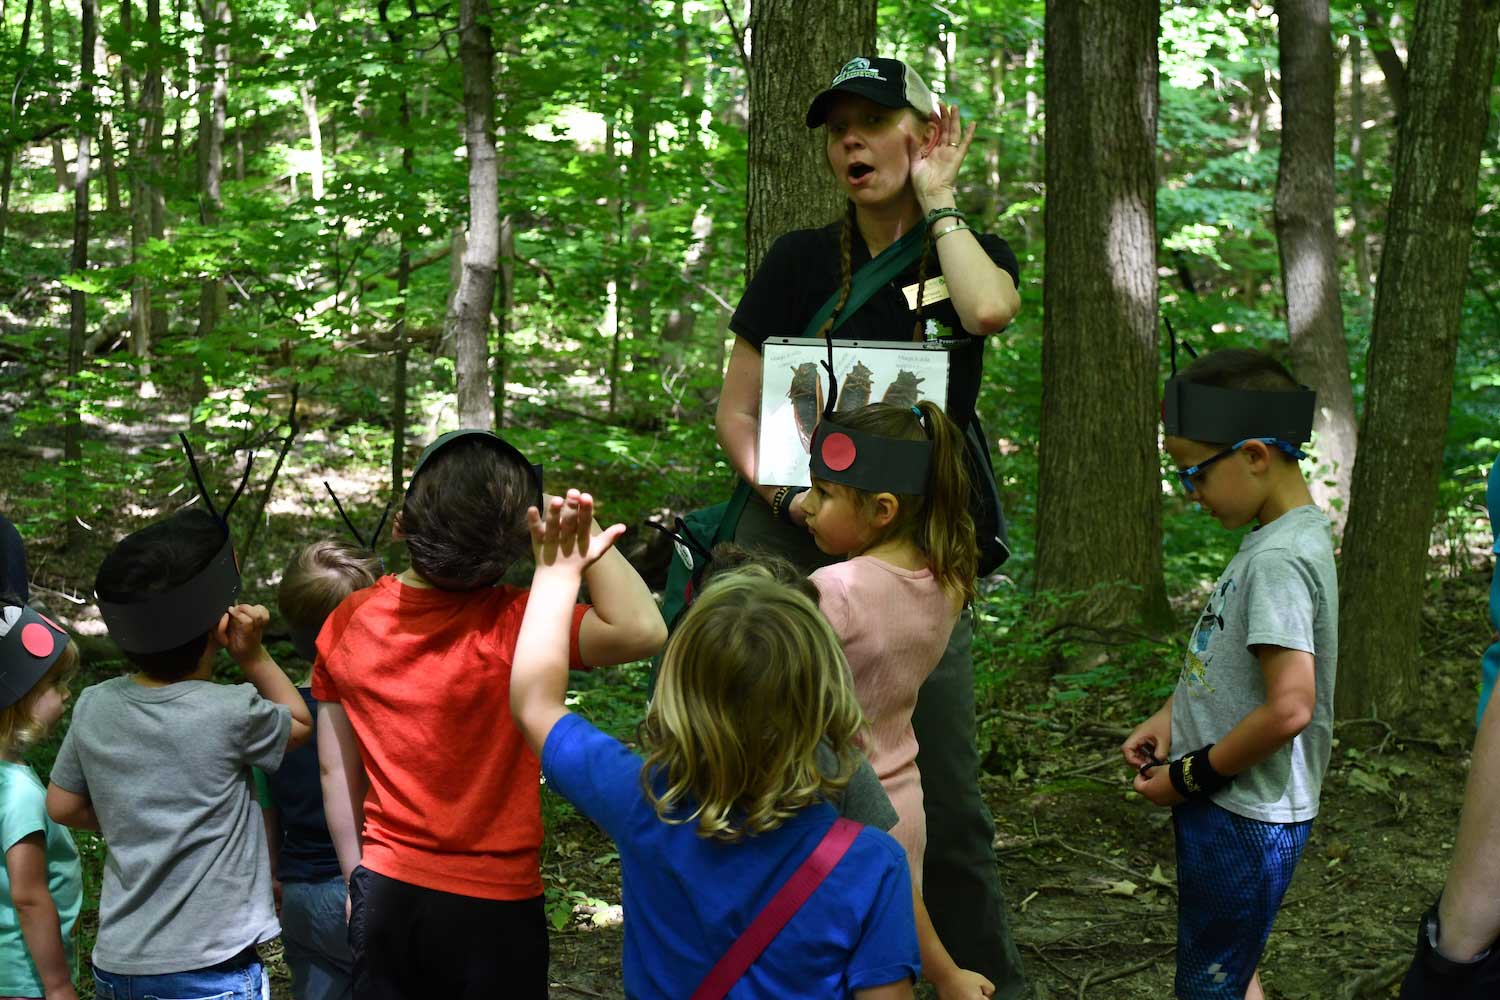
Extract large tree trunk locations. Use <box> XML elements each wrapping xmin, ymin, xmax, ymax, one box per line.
<box><xmin>1274</xmin><ymin>0</ymin><xmax>1357</xmax><ymax>529</ymax></box>
<box><xmin>743</xmin><ymin>0</ymin><xmax>876</xmax><ymax>276</ymax></box>
<box><xmin>67</xmin><ymin>0</ymin><xmax>96</xmax><ymax>546</ymax></box>
<box><xmin>445</xmin><ymin>0</ymin><xmax>497</xmax><ymax>430</ymax></box>
<box><xmin>1336</xmin><ymin>0</ymin><xmax>1499</xmax><ymax>719</ymax></box>
<box><xmin>1035</xmin><ymin>0</ymin><xmax>1171</xmax><ymax>639</ymax></box>
<box><xmin>122</xmin><ymin>0</ymin><xmax>155</xmax><ymax>393</ymax></box>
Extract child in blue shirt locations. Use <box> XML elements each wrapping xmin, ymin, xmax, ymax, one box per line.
<box><xmin>1123</xmin><ymin>349</ymin><xmax>1337</xmax><ymax>1000</ymax></box>
<box><xmin>512</xmin><ymin>489</ymin><xmax>919</xmax><ymax>999</ymax></box>
<box><xmin>257</xmin><ymin>539</ymin><xmax>382</xmax><ymax>1000</ymax></box>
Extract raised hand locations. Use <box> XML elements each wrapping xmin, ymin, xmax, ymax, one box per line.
<box><xmin>217</xmin><ymin>603</ymin><xmax>271</xmax><ymax>666</ymax></box>
<box><xmin>527</xmin><ymin>489</ymin><xmax>627</xmax><ymax>577</ymax></box>
<box><xmin>909</xmin><ymin>102</ymin><xmax>978</xmax><ymax>211</ymax></box>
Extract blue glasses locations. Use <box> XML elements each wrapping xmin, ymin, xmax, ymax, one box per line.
<box><xmin>1174</xmin><ymin>438</ymin><xmax>1306</xmax><ymax>495</ymax></box>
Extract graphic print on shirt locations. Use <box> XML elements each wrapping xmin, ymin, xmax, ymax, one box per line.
<box><xmin>1182</xmin><ymin>576</ymin><xmax>1237</xmax><ymax>693</ymax></box>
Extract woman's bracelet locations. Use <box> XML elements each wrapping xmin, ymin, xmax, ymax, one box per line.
<box><xmin>934</xmin><ymin>222</ymin><xmax>973</xmax><ymax>241</ymax></box>
<box><xmin>924</xmin><ymin>207</ymin><xmax>965</xmax><ymax>229</ymax></box>
<box><xmin>771</xmin><ymin>485</ymin><xmax>807</xmax><ymax>525</ymax></box>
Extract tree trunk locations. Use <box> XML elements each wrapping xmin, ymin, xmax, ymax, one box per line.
<box><xmin>0</xmin><ymin>0</ymin><xmax>36</xmax><ymax>252</ymax></box>
<box><xmin>1361</xmin><ymin>1</ymin><xmax>1408</xmax><ymax>119</ymax></box>
<box><xmin>445</xmin><ymin>0</ymin><xmax>497</xmax><ymax>430</ymax></box>
<box><xmin>1336</xmin><ymin>0</ymin><xmax>1500</xmax><ymax>719</ymax></box>
<box><xmin>121</xmin><ymin>0</ymin><xmax>155</xmax><ymax>392</ymax></box>
<box><xmin>743</xmin><ymin>0</ymin><xmax>876</xmax><ymax>276</ymax></box>
<box><xmin>1347</xmin><ymin>31</ymin><xmax>1374</xmax><ymax>300</ymax></box>
<box><xmin>67</xmin><ymin>0</ymin><xmax>96</xmax><ymax>546</ymax></box>
<box><xmin>145</xmin><ymin>0</ymin><xmax>167</xmax><ymax>344</ymax></box>
<box><xmin>1035</xmin><ymin>0</ymin><xmax>1171</xmax><ymax>640</ymax></box>
<box><xmin>379</xmin><ymin>0</ymin><xmax>412</xmax><ymax>494</ymax></box>
<box><xmin>299</xmin><ymin>81</ymin><xmax>324</xmax><ymax>200</ymax></box>
<box><xmin>42</xmin><ymin>0</ymin><xmax>68</xmax><ymax>192</ymax></box>
<box><xmin>192</xmin><ymin>0</ymin><xmax>228</xmax><ymax>427</ymax></box>
<box><xmin>95</xmin><ymin>20</ymin><xmax>120</xmax><ymax>214</ymax></box>
<box><xmin>1274</xmin><ymin>0</ymin><xmax>1357</xmax><ymax>529</ymax></box>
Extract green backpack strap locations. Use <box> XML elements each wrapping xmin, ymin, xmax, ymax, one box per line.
<box><xmin>798</xmin><ymin>223</ymin><xmax>926</xmax><ymax>341</ymax></box>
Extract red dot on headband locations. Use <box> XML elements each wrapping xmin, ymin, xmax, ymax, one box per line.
<box><xmin>821</xmin><ymin>432</ymin><xmax>857</xmax><ymax>472</ymax></box>
<box><xmin>20</xmin><ymin>623</ymin><xmax>54</xmax><ymax>659</ymax></box>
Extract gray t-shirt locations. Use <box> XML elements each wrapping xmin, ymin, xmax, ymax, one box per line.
<box><xmin>1171</xmin><ymin>504</ymin><xmax>1338</xmax><ymax>824</ymax></box>
<box><xmin>818</xmin><ymin>742</ymin><xmax>898</xmax><ymax>832</ymax></box>
<box><xmin>49</xmin><ymin>676</ymin><xmax>291</xmax><ymax>974</ymax></box>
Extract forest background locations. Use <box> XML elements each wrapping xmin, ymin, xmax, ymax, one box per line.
<box><xmin>1</xmin><ymin>0</ymin><xmax>1498</xmax><ymax>996</ymax></box>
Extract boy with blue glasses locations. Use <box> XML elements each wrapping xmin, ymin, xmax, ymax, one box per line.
<box><xmin>1122</xmin><ymin>347</ymin><xmax>1337</xmax><ymax>1000</ymax></box>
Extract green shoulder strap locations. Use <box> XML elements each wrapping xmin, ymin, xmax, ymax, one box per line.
<box><xmin>798</xmin><ymin>223</ymin><xmax>926</xmax><ymax>340</ymax></box>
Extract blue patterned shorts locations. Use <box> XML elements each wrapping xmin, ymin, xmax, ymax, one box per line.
<box><xmin>1172</xmin><ymin>799</ymin><xmax>1311</xmax><ymax>999</ymax></box>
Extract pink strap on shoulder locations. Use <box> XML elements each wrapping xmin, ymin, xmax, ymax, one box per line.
<box><xmin>690</xmin><ymin>817</ymin><xmax>863</xmax><ymax>1000</ymax></box>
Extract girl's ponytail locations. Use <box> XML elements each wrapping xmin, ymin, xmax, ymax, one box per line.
<box><xmin>913</xmin><ymin>400</ymin><xmax>977</xmax><ymax>602</ymax></box>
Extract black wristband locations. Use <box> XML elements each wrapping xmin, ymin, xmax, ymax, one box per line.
<box><xmin>1168</xmin><ymin>744</ymin><xmax>1233</xmax><ymax>800</ymax></box>
<box><xmin>777</xmin><ymin>487</ymin><xmax>807</xmax><ymax>525</ymax></box>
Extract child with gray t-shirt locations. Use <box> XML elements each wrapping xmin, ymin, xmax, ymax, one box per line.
<box><xmin>1122</xmin><ymin>348</ymin><xmax>1337</xmax><ymax>1000</ymax></box>
<box><xmin>46</xmin><ymin>506</ymin><xmax>311</xmax><ymax>1000</ymax></box>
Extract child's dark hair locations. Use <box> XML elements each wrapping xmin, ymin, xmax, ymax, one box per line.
<box><xmin>400</xmin><ymin>437</ymin><xmax>532</xmax><ymax>590</ymax></box>
<box><xmin>278</xmin><ymin>541</ymin><xmax>381</xmax><ymax>633</ymax></box>
<box><xmin>831</xmin><ymin>401</ymin><xmax>978</xmax><ymax>602</ymax></box>
<box><xmin>703</xmin><ymin>543</ymin><xmax>819</xmax><ymax>605</ymax></box>
<box><xmin>1179</xmin><ymin>348</ymin><xmax>1300</xmax><ymax>395</ymax></box>
<box><xmin>94</xmin><ymin>508</ymin><xmax>226</xmax><ymax>681</ymax></box>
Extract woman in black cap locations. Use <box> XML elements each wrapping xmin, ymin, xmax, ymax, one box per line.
<box><xmin>715</xmin><ymin>56</ymin><xmax>1026</xmax><ymax>1000</ymax></box>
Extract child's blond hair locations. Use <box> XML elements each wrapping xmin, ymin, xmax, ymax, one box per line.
<box><xmin>278</xmin><ymin>540</ymin><xmax>382</xmax><ymax>633</ymax></box>
<box><xmin>640</xmin><ymin>567</ymin><xmax>865</xmax><ymax>841</ymax></box>
<box><xmin>0</xmin><ymin>640</ymin><xmax>78</xmax><ymax>754</ymax></box>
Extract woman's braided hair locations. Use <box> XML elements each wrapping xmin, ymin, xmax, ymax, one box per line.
<box><xmin>818</xmin><ymin>197</ymin><xmax>936</xmax><ymax>343</ymax></box>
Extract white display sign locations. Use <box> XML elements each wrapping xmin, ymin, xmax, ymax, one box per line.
<box><xmin>756</xmin><ymin>337</ymin><xmax>951</xmax><ymax>488</ymax></box>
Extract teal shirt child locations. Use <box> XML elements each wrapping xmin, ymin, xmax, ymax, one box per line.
<box><xmin>0</xmin><ymin>761</ymin><xmax>81</xmax><ymax>995</ymax></box>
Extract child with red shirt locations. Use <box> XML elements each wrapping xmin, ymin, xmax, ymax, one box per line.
<box><xmin>313</xmin><ymin>431</ymin><xmax>666</xmax><ymax>999</ymax></box>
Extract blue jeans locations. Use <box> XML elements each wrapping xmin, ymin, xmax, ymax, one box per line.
<box><xmin>282</xmin><ymin>877</ymin><xmax>353</xmax><ymax>1000</ymax></box>
<box><xmin>91</xmin><ymin>950</ymin><xmax>267</xmax><ymax>1000</ymax></box>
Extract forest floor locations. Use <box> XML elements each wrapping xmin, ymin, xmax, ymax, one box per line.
<box><xmin>0</xmin><ymin>424</ymin><xmax>1489</xmax><ymax>1000</ymax></box>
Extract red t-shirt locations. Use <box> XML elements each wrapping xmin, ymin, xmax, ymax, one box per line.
<box><xmin>311</xmin><ymin>575</ymin><xmax>589</xmax><ymax>900</ymax></box>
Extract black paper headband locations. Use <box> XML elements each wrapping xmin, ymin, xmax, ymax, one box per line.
<box><xmin>408</xmin><ymin>429</ymin><xmax>543</xmax><ymax>511</ymax></box>
<box><xmin>1160</xmin><ymin>317</ymin><xmax>1317</xmax><ymax>447</ymax></box>
<box><xmin>0</xmin><ymin>603</ymin><xmax>69</xmax><ymax>709</ymax></box>
<box><xmin>807</xmin><ymin>338</ymin><xmax>933</xmax><ymax>495</ymax></box>
<box><xmin>95</xmin><ymin>434</ymin><xmax>253</xmax><ymax>655</ymax></box>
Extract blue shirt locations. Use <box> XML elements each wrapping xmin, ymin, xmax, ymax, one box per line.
<box><xmin>542</xmin><ymin>713</ymin><xmax>919</xmax><ymax>999</ymax></box>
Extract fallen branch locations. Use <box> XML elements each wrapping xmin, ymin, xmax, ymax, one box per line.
<box><xmin>1340</xmin><ymin>955</ymin><xmax>1409</xmax><ymax>1000</ymax></box>
<box><xmin>1077</xmin><ymin>947</ymin><xmax>1174</xmax><ymax>998</ymax></box>
<box><xmin>1335</xmin><ymin>717</ymin><xmax>1455</xmax><ymax>753</ymax></box>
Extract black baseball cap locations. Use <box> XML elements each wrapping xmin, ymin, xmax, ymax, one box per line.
<box><xmin>806</xmin><ymin>56</ymin><xmax>938</xmax><ymax>128</ymax></box>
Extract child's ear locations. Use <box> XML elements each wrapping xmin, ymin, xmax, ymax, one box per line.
<box><xmin>872</xmin><ymin>493</ymin><xmax>900</xmax><ymax>529</ymax></box>
<box><xmin>391</xmin><ymin>511</ymin><xmax>406</xmax><ymax>541</ymax></box>
<box><xmin>1241</xmin><ymin>439</ymin><xmax>1275</xmax><ymax>472</ymax></box>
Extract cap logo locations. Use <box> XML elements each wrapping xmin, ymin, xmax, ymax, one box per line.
<box><xmin>832</xmin><ymin>57</ymin><xmax>883</xmax><ymax>86</ymax></box>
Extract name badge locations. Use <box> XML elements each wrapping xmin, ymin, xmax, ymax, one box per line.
<box><xmin>901</xmin><ymin>275</ymin><xmax>951</xmax><ymax>310</ymax></box>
